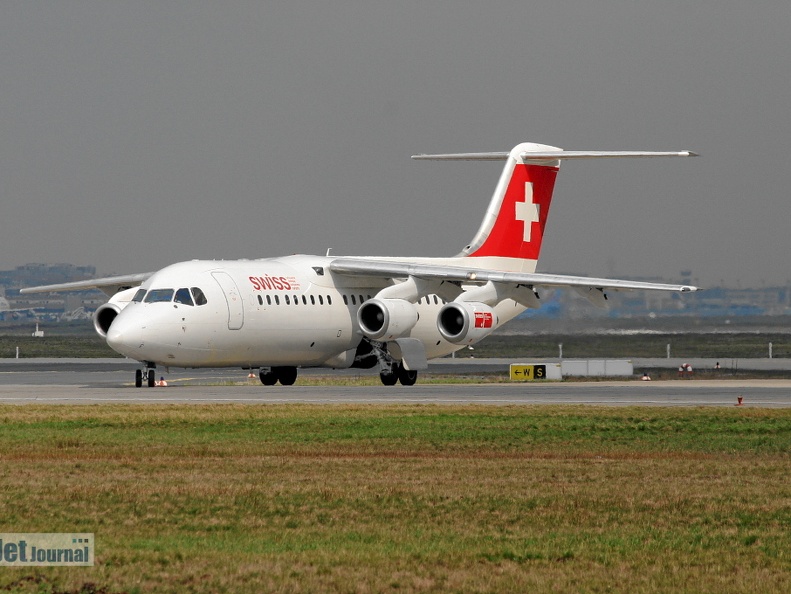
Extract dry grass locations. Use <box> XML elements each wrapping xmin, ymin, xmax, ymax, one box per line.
<box><xmin>0</xmin><ymin>405</ymin><xmax>789</xmax><ymax>593</ymax></box>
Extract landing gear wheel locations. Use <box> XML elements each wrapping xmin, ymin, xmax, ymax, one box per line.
<box><xmin>135</xmin><ymin>369</ymin><xmax>143</xmax><ymax>388</ymax></box>
<box><xmin>276</xmin><ymin>366</ymin><xmax>298</xmax><ymax>386</ymax></box>
<box><xmin>147</xmin><ymin>369</ymin><xmax>156</xmax><ymax>388</ymax></box>
<box><xmin>397</xmin><ymin>364</ymin><xmax>418</xmax><ymax>386</ymax></box>
<box><xmin>379</xmin><ymin>370</ymin><xmax>398</xmax><ymax>386</ymax></box>
<box><xmin>259</xmin><ymin>369</ymin><xmax>277</xmax><ymax>385</ymax></box>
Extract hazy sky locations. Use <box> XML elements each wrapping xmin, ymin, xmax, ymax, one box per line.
<box><xmin>1</xmin><ymin>1</ymin><xmax>789</xmax><ymax>288</ymax></box>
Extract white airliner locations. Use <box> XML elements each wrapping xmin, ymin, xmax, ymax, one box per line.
<box><xmin>22</xmin><ymin>142</ymin><xmax>699</xmax><ymax>387</ymax></box>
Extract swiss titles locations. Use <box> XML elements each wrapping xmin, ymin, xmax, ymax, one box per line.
<box><xmin>249</xmin><ymin>275</ymin><xmax>300</xmax><ymax>292</ymax></box>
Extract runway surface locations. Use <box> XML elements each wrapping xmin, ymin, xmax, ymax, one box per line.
<box><xmin>0</xmin><ymin>359</ymin><xmax>789</xmax><ymax>407</ymax></box>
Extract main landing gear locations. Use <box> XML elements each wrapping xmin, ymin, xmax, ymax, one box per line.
<box><xmin>379</xmin><ymin>361</ymin><xmax>417</xmax><ymax>386</ymax></box>
<box><xmin>134</xmin><ymin>363</ymin><xmax>157</xmax><ymax>388</ymax></box>
<box><xmin>258</xmin><ymin>366</ymin><xmax>298</xmax><ymax>386</ymax></box>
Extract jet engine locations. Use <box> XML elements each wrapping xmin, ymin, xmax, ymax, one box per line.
<box><xmin>92</xmin><ymin>287</ymin><xmax>139</xmax><ymax>338</ymax></box>
<box><xmin>357</xmin><ymin>298</ymin><xmax>419</xmax><ymax>341</ymax></box>
<box><xmin>437</xmin><ymin>302</ymin><xmax>498</xmax><ymax>345</ymax></box>
<box><xmin>93</xmin><ymin>303</ymin><xmax>122</xmax><ymax>337</ymax></box>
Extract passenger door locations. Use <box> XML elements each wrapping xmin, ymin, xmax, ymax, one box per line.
<box><xmin>211</xmin><ymin>271</ymin><xmax>245</xmax><ymax>330</ymax></box>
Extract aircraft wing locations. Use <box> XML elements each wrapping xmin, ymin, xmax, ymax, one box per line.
<box><xmin>329</xmin><ymin>258</ymin><xmax>699</xmax><ymax>293</ymax></box>
<box><xmin>19</xmin><ymin>272</ymin><xmax>154</xmax><ymax>297</ymax></box>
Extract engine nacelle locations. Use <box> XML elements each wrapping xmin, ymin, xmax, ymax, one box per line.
<box><xmin>92</xmin><ymin>286</ymin><xmax>139</xmax><ymax>338</ymax></box>
<box><xmin>93</xmin><ymin>303</ymin><xmax>122</xmax><ymax>338</ymax></box>
<box><xmin>437</xmin><ymin>301</ymin><xmax>498</xmax><ymax>345</ymax></box>
<box><xmin>357</xmin><ymin>298</ymin><xmax>419</xmax><ymax>341</ymax></box>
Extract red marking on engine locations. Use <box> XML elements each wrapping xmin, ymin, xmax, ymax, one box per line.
<box><xmin>474</xmin><ymin>311</ymin><xmax>493</xmax><ymax>329</ymax></box>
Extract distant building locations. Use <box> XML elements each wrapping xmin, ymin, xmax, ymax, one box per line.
<box><xmin>0</xmin><ymin>263</ymin><xmax>100</xmax><ymax>323</ymax></box>
<box><xmin>1</xmin><ymin>263</ymin><xmax>96</xmax><ymax>288</ymax></box>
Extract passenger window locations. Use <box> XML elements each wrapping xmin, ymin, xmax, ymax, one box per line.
<box><xmin>132</xmin><ymin>289</ymin><xmax>147</xmax><ymax>302</ymax></box>
<box><xmin>275</xmin><ymin>295</ymin><xmax>280</xmax><ymax>305</ymax></box>
<box><xmin>294</xmin><ymin>294</ymin><xmax>299</xmax><ymax>305</ymax></box>
<box><xmin>266</xmin><ymin>295</ymin><xmax>272</xmax><ymax>306</ymax></box>
<box><xmin>327</xmin><ymin>295</ymin><xmax>332</xmax><ymax>305</ymax></box>
<box><xmin>310</xmin><ymin>295</ymin><xmax>315</xmax><ymax>305</ymax></box>
<box><xmin>285</xmin><ymin>295</ymin><xmax>291</xmax><ymax>305</ymax></box>
<box><xmin>319</xmin><ymin>295</ymin><xmax>324</xmax><ymax>305</ymax></box>
<box><xmin>302</xmin><ymin>295</ymin><xmax>307</xmax><ymax>305</ymax></box>
<box><xmin>359</xmin><ymin>295</ymin><xmax>364</xmax><ymax>303</ymax></box>
<box><xmin>351</xmin><ymin>295</ymin><xmax>356</xmax><ymax>305</ymax></box>
<box><xmin>144</xmin><ymin>289</ymin><xmax>174</xmax><ymax>303</ymax></box>
<box><xmin>257</xmin><ymin>295</ymin><xmax>263</xmax><ymax>305</ymax></box>
<box><xmin>174</xmin><ymin>288</ymin><xmax>194</xmax><ymax>306</ymax></box>
<box><xmin>343</xmin><ymin>295</ymin><xmax>348</xmax><ymax>305</ymax></box>
<box><xmin>191</xmin><ymin>287</ymin><xmax>208</xmax><ymax>306</ymax></box>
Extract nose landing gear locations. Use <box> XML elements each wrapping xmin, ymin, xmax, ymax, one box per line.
<box><xmin>134</xmin><ymin>363</ymin><xmax>157</xmax><ymax>388</ymax></box>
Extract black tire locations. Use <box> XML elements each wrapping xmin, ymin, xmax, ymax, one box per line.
<box><xmin>135</xmin><ymin>369</ymin><xmax>143</xmax><ymax>388</ymax></box>
<box><xmin>379</xmin><ymin>370</ymin><xmax>398</xmax><ymax>386</ymax></box>
<box><xmin>147</xmin><ymin>369</ymin><xmax>156</xmax><ymax>388</ymax></box>
<box><xmin>397</xmin><ymin>364</ymin><xmax>417</xmax><ymax>386</ymax></box>
<box><xmin>276</xmin><ymin>366</ymin><xmax>298</xmax><ymax>386</ymax></box>
<box><xmin>259</xmin><ymin>369</ymin><xmax>277</xmax><ymax>385</ymax></box>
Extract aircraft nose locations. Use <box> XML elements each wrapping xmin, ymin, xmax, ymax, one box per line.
<box><xmin>105</xmin><ymin>312</ymin><xmax>146</xmax><ymax>357</ymax></box>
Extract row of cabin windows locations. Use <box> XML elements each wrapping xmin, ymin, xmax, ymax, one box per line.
<box><xmin>343</xmin><ymin>294</ymin><xmax>372</xmax><ymax>306</ymax></box>
<box><xmin>338</xmin><ymin>294</ymin><xmax>443</xmax><ymax>306</ymax></box>
<box><xmin>417</xmin><ymin>295</ymin><xmax>445</xmax><ymax>305</ymax></box>
<box><xmin>256</xmin><ymin>293</ymin><xmax>446</xmax><ymax>307</ymax></box>
<box><xmin>257</xmin><ymin>293</ymin><xmax>337</xmax><ymax>306</ymax></box>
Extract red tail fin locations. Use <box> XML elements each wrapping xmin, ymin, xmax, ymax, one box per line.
<box><xmin>466</xmin><ymin>159</ymin><xmax>559</xmax><ymax>260</ymax></box>
<box><xmin>461</xmin><ymin>143</ymin><xmax>562</xmax><ymax>271</ymax></box>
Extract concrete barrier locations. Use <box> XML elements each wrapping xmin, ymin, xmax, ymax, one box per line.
<box><xmin>560</xmin><ymin>359</ymin><xmax>634</xmax><ymax>377</ymax></box>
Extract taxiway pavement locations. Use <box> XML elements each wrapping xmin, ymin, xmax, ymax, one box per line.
<box><xmin>0</xmin><ymin>359</ymin><xmax>789</xmax><ymax>407</ymax></box>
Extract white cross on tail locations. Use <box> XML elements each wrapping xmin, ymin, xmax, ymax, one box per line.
<box><xmin>514</xmin><ymin>182</ymin><xmax>539</xmax><ymax>242</ymax></box>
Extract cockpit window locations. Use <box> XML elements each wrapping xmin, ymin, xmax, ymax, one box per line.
<box><xmin>132</xmin><ymin>288</ymin><xmax>147</xmax><ymax>303</ymax></box>
<box><xmin>191</xmin><ymin>287</ymin><xmax>208</xmax><ymax>306</ymax></box>
<box><xmin>144</xmin><ymin>288</ymin><xmax>175</xmax><ymax>303</ymax></box>
<box><xmin>174</xmin><ymin>288</ymin><xmax>194</xmax><ymax>306</ymax></box>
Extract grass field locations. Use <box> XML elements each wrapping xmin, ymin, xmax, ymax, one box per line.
<box><xmin>2</xmin><ymin>330</ymin><xmax>791</xmax><ymax>360</ymax></box>
<box><xmin>470</xmin><ymin>332</ymin><xmax>791</xmax><ymax>360</ymax></box>
<box><xmin>0</xmin><ymin>405</ymin><xmax>789</xmax><ymax>593</ymax></box>
<box><xmin>0</xmin><ymin>335</ymin><xmax>118</xmax><ymax>359</ymax></box>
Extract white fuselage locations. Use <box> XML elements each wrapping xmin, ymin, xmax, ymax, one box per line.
<box><xmin>105</xmin><ymin>255</ymin><xmax>526</xmax><ymax>368</ymax></box>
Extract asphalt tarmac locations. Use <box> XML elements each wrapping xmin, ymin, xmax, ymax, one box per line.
<box><xmin>0</xmin><ymin>359</ymin><xmax>789</xmax><ymax>407</ymax></box>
